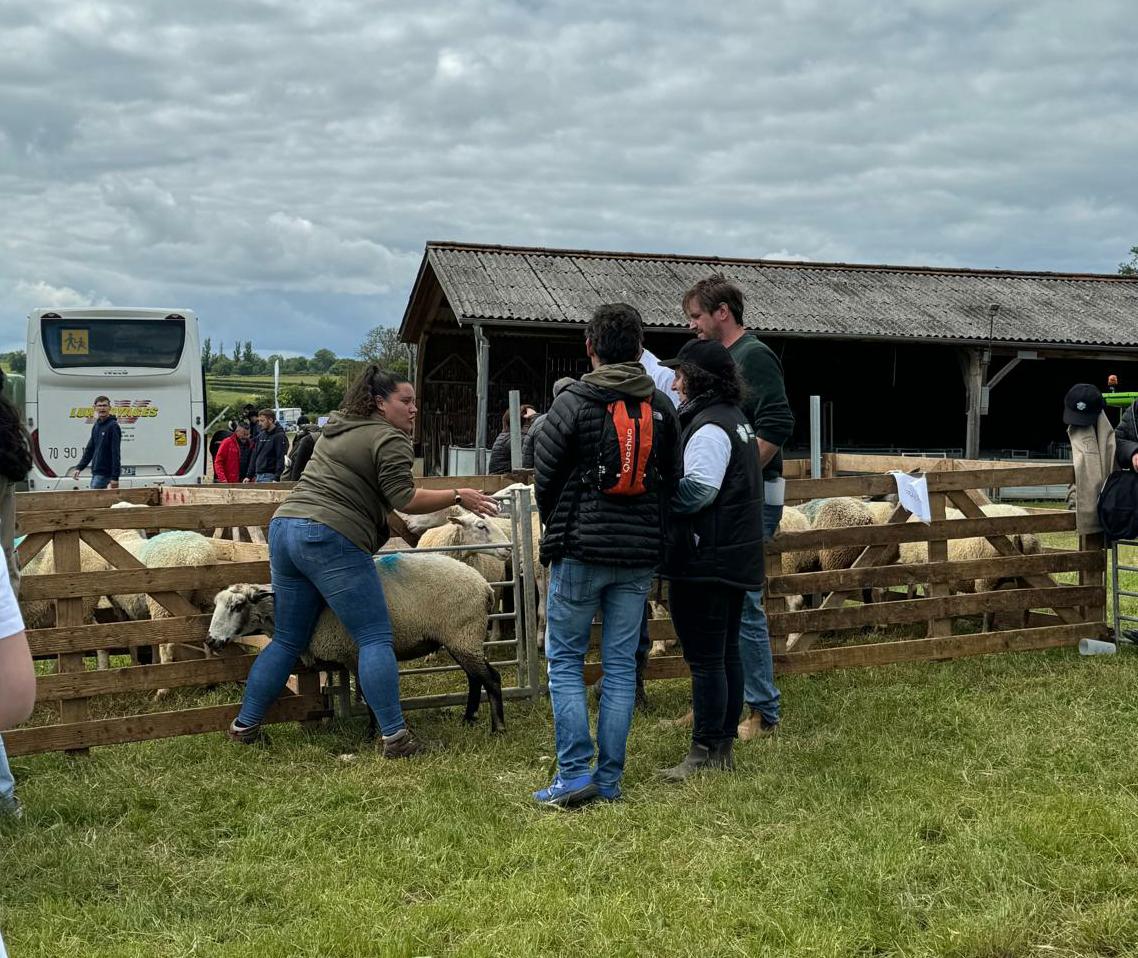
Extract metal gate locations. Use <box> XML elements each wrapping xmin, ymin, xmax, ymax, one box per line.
<box><xmin>325</xmin><ymin>487</ymin><xmax>543</xmax><ymax>719</ymax></box>
<box><xmin>1111</xmin><ymin>539</ymin><xmax>1138</xmax><ymax>644</ymax></box>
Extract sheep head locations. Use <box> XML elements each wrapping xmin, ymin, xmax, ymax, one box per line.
<box><xmin>208</xmin><ymin>584</ymin><xmax>275</xmax><ymax>650</ymax></box>
<box><xmin>446</xmin><ymin>512</ymin><xmax>511</xmax><ymax>561</ymax></box>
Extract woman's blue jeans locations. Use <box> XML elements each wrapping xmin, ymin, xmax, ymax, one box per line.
<box><xmin>544</xmin><ymin>558</ymin><xmax>653</xmax><ymax>792</ymax></box>
<box><xmin>236</xmin><ymin>517</ymin><xmax>406</xmax><ymax>737</ymax></box>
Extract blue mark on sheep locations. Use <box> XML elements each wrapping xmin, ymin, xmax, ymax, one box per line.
<box><xmin>375</xmin><ymin>553</ymin><xmax>402</xmax><ymax>570</ymax></box>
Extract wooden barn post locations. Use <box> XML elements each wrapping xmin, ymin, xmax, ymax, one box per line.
<box><xmin>474</xmin><ymin>323</ymin><xmax>489</xmax><ymax>474</ymax></box>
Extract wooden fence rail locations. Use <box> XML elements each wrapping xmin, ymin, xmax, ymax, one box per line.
<box><xmin>5</xmin><ymin>462</ymin><xmax>1109</xmax><ymax>755</ymax></box>
<box><xmin>6</xmin><ymin>474</ymin><xmax>531</xmax><ymax>757</ymax></box>
<box><xmin>589</xmin><ymin>457</ymin><xmax>1108</xmax><ymax>686</ymax></box>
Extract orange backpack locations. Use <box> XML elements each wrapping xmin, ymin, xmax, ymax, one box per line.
<box><xmin>596</xmin><ymin>398</ymin><xmax>654</xmax><ymax>496</ymax></box>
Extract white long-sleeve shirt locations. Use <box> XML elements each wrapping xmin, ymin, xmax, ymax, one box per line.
<box><xmin>639</xmin><ymin>348</ymin><xmax>680</xmax><ymax>408</ymax></box>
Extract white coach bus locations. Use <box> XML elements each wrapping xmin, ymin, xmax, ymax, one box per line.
<box><xmin>25</xmin><ymin>307</ymin><xmax>206</xmax><ymax>489</ymax></box>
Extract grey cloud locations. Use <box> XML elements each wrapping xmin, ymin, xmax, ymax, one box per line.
<box><xmin>1</xmin><ymin>0</ymin><xmax>1136</xmax><ymax>355</ymax></box>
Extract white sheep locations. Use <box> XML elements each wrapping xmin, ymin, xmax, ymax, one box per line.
<box><xmin>777</xmin><ymin>500</ymin><xmax>894</xmax><ymax>643</ymax></box>
<box><xmin>19</xmin><ymin>501</ymin><xmax>148</xmax><ymax>631</ymax></box>
<box><xmin>134</xmin><ymin>530</ymin><xmax>234</xmax><ymax>695</ymax></box>
<box><xmin>490</xmin><ymin>512</ymin><xmax>548</xmax><ymax>650</ymax></box>
<box><xmin>401</xmin><ymin>485</ymin><xmax>548</xmax><ymax>647</ymax></box>
<box><xmin>774</xmin><ymin>505</ymin><xmax>817</xmax><ymax>576</ymax></box>
<box><xmin>207</xmin><ymin>551</ymin><xmax>504</xmax><ymax>733</ymax></box>
<box><xmin>812</xmin><ymin>497</ymin><xmax>877</xmax><ymax>571</ymax></box>
<box><xmin>417</xmin><ymin>512</ymin><xmax>511</xmax><ymax>642</ymax></box>
<box><xmin>395</xmin><ymin>505</ymin><xmax>457</xmax><ymax>540</ymax></box>
<box><xmin>898</xmin><ymin>503</ymin><xmax>1041</xmax><ymax>602</ymax></box>
<box><xmin>863</xmin><ymin>501</ymin><xmax>897</xmax><ymax>525</ymax></box>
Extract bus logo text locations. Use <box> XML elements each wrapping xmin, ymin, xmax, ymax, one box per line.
<box><xmin>69</xmin><ymin>401</ymin><xmax>158</xmax><ymax>425</ymax></box>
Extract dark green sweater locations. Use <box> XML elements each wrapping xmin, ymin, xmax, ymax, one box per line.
<box><xmin>729</xmin><ymin>334</ymin><xmax>795</xmax><ymax>482</ymax></box>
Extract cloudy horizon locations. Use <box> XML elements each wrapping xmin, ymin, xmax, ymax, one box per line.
<box><xmin>2</xmin><ymin>0</ymin><xmax>1136</xmax><ymax>356</ymax></box>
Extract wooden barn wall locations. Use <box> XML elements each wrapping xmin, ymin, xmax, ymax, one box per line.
<box><xmin>417</xmin><ymin>324</ymin><xmax>1137</xmax><ymax>472</ymax></box>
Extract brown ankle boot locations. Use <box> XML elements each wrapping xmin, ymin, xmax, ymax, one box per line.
<box><xmin>659</xmin><ymin>708</ymin><xmax>693</xmax><ymax>730</ymax></box>
<box><xmin>738</xmin><ymin>708</ymin><xmax>779</xmax><ymax>742</ymax></box>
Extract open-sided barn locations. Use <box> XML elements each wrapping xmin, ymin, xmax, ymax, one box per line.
<box><xmin>399</xmin><ymin>242</ymin><xmax>1138</xmax><ymax>475</ymax></box>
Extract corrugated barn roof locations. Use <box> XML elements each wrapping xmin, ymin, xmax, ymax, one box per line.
<box><xmin>404</xmin><ymin>242</ymin><xmax>1138</xmax><ymax>348</ymax></box>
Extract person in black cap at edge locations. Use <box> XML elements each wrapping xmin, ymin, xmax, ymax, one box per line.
<box><xmin>1063</xmin><ymin>384</ymin><xmax>1115</xmax><ymax>537</ymax></box>
<box><xmin>658</xmin><ymin>338</ymin><xmax>764</xmax><ymax>780</ymax></box>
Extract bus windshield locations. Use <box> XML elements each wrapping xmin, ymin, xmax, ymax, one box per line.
<box><xmin>41</xmin><ymin>317</ymin><xmax>186</xmax><ymax>369</ymax></box>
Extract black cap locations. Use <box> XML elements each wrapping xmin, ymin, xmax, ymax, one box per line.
<box><xmin>1063</xmin><ymin>383</ymin><xmax>1104</xmax><ymax>426</ymax></box>
<box><xmin>660</xmin><ymin>339</ymin><xmax>736</xmax><ymax>377</ymax></box>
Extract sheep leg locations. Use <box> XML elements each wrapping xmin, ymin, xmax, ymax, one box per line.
<box><xmin>452</xmin><ymin>653</ymin><xmax>505</xmax><ymax>732</ymax></box>
<box><xmin>340</xmin><ymin>667</ymin><xmax>379</xmax><ymax>739</ymax></box>
<box><xmin>154</xmin><ymin>642</ymin><xmax>175</xmax><ymax>699</ymax></box>
<box><xmin>489</xmin><ymin>585</ymin><xmax>503</xmax><ymax>643</ymax></box>
<box><xmin>463</xmin><ymin>672</ymin><xmax>484</xmax><ymax>726</ymax></box>
<box><xmin>482</xmin><ymin>661</ymin><xmax>505</xmax><ymax>733</ymax></box>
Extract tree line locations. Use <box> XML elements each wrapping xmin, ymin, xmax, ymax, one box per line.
<box><xmin>201</xmin><ymin>340</ymin><xmax>341</xmax><ymax>377</ymax></box>
<box><xmin>203</xmin><ymin>324</ymin><xmax>413</xmax><ymax>424</ymax></box>
<box><xmin>202</xmin><ymin>324</ymin><xmax>411</xmax><ymax>380</ymax></box>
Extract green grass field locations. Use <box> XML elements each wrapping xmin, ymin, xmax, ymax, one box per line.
<box><xmin>205</xmin><ymin>374</ymin><xmax>326</xmax><ymax>410</ymax></box>
<box><xmin>3</xmin><ymin>652</ymin><xmax>1138</xmax><ymax>958</ymax></box>
<box><xmin>4</xmin><ymin>528</ymin><xmax>1137</xmax><ymax>957</ymax></box>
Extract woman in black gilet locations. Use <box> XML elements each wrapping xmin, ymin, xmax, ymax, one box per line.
<box><xmin>660</xmin><ymin>340</ymin><xmax>765</xmax><ymax>780</ymax></box>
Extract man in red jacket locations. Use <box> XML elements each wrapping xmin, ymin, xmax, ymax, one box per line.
<box><xmin>213</xmin><ymin>421</ymin><xmax>252</xmax><ymax>483</ymax></box>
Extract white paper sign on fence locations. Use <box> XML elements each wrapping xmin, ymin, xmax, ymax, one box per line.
<box><xmin>890</xmin><ymin>471</ymin><xmax>931</xmax><ymax>523</ymax></box>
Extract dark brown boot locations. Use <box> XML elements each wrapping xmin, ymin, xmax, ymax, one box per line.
<box><xmin>227</xmin><ymin>720</ymin><xmax>267</xmax><ymax>746</ymax></box>
<box><xmin>381</xmin><ymin>727</ymin><xmax>427</xmax><ymax>759</ymax></box>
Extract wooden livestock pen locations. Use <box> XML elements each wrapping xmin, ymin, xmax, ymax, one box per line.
<box><xmin>7</xmin><ymin>458</ymin><xmax>1110</xmax><ymax>755</ymax></box>
<box><xmin>7</xmin><ymin>474</ymin><xmax>534</xmax><ymax>757</ymax></box>
<box><xmin>587</xmin><ymin>457</ymin><xmax>1108</xmax><ymax>684</ymax></box>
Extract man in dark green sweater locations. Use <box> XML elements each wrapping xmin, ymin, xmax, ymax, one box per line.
<box><xmin>683</xmin><ymin>274</ymin><xmax>794</xmax><ymax>740</ymax></box>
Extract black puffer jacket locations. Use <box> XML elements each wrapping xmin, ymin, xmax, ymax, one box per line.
<box><xmin>534</xmin><ymin>363</ymin><xmax>679</xmax><ymax>568</ymax></box>
<box><xmin>1116</xmin><ymin>401</ymin><xmax>1138</xmax><ymax>470</ymax></box>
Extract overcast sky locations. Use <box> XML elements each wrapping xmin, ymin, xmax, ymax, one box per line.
<box><xmin>2</xmin><ymin>0</ymin><xmax>1136</xmax><ymax>356</ymax></box>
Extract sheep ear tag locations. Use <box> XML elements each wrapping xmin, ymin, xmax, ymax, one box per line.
<box><xmin>252</xmin><ymin>588</ymin><xmax>274</xmax><ymax>603</ymax></box>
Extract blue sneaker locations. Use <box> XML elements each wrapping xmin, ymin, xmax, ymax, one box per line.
<box><xmin>593</xmin><ymin>781</ymin><xmax>622</xmax><ymax>803</ymax></box>
<box><xmin>532</xmin><ymin>773</ymin><xmax>597</xmax><ymax>808</ymax></box>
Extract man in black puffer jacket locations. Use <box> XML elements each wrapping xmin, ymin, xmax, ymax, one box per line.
<box><xmin>532</xmin><ymin>303</ymin><xmax>679</xmax><ymax>808</ymax></box>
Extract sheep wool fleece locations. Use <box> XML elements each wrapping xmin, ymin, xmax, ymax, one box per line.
<box><xmin>275</xmin><ymin>413</ymin><xmax>415</xmax><ymax>555</ymax></box>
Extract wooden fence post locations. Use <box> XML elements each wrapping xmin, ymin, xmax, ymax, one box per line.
<box><xmin>1079</xmin><ymin>532</ymin><xmax>1106</xmax><ymax>624</ymax></box>
<box><xmin>53</xmin><ymin>530</ymin><xmax>90</xmax><ymax>756</ymax></box>
<box><xmin>926</xmin><ymin>491</ymin><xmax>952</xmax><ymax>637</ymax></box>
<box><xmin>293</xmin><ymin>670</ymin><xmax>324</xmax><ymax>730</ymax></box>
<box><xmin>766</xmin><ymin>548</ymin><xmax>787</xmax><ymax>654</ymax></box>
